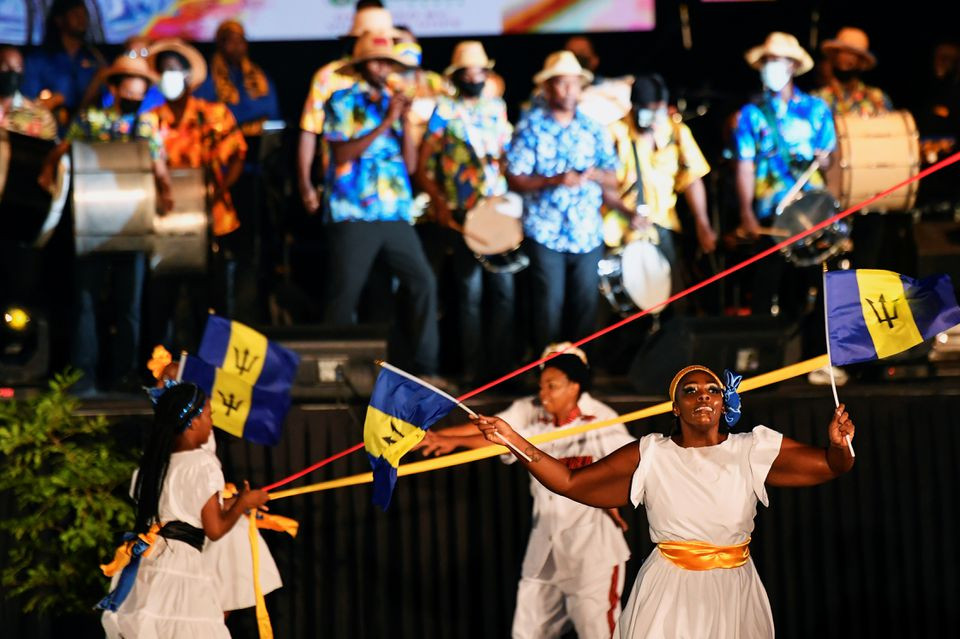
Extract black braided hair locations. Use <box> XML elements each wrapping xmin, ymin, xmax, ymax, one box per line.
<box><xmin>132</xmin><ymin>383</ymin><xmax>206</xmax><ymax>533</ymax></box>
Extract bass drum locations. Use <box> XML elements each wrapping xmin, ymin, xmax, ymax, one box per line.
<box><xmin>598</xmin><ymin>239</ymin><xmax>671</xmax><ymax>316</ymax></box>
<box><xmin>0</xmin><ymin>129</ymin><xmax>70</xmax><ymax>247</ymax></box>
<box><xmin>462</xmin><ymin>192</ymin><xmax>529</xmax><ymax>274</ymax></box>
<box><xmin>826</xmin><ymin>109</ymin><xmax>920</xmax><ymax>212</ymax></box>
<box><xmin>773</xmin><ymin>188</ymin><xmax>850</xmax><ymax>266</ymax></box>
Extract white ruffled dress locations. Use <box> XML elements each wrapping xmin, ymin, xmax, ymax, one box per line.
<box><xmin>102</xmin><ymin>449</ymin><xmax>230</xmax><ymax>638</ymax></box>
<box><xmin>616</xmin><ymin>426</ymin><xmax>784</xmax><ymax>638</ymax></box>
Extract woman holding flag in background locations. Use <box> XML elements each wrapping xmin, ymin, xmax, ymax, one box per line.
<box><xmin>469</xmin><ymin>364</ymin><xmax>855</xmax><ymax>638</ymax></box>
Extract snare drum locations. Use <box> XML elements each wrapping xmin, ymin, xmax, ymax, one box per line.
<box><xmin>0</xmin><ymin>129</ymin><xmax>69</xmax><ymax>247</ymax></box>
<box><xmin>462</xmin><ymin>192</ymin><xmax>529</xmax><ymax>274</ymax></box>
<box><xmin>150</xmin><ymin>168</ymin><xmax>209</xmax><ymax>274</ymax></box>
<box><xmin>598</xmin><ymin>239</ymin><xmax>672</xmax><ymax>315</ymax></box>
<box><xmin>826</xmin><ymin>110</ymin><xmax>920</xmax><ymax>212</ymax></box>
<box><xmin>773</xmin><ymin>188</ymin><xmax>851</xmax><ymax>266</ymax></box>
<box><xmin>578</xmin><ymin>77</ymin><xmax>633</xmax><ymax>127</ymax></box>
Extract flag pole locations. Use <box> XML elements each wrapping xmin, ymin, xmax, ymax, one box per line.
<box><xmin>376</xmin><ymin>361</ymin><xmax>533</xmax><ymax>462</ymax></box>
<box><xmin>822</xmin><ymin>264</ymin><xmax>855</xmax><ymax>457</ymax></box>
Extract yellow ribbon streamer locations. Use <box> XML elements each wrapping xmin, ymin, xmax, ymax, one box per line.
<box><xmin>269</xmin><ymin>355</ymin><xmax>829</xmax><ymax>501</ymax></box>
<box><xmin>223</xmin><ymin>483</ymin><xmax>300</xmax><ymax>537</ymax></box>
<box><xmin>657</xmin><ymin>538</ymin><xmax>751</xmax><ymax>570</ymax></box>
<box><xmin>248</xmin><ymin>513</ymin><xmax>274</xmax><ymax>639</ymax></box>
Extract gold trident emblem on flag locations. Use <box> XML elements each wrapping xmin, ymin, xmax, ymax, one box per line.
<box><xmin>233</xmin><ymin>347</ymin><xmax>260</xmax><ymax>377</ymax></box>
<box><xmin>865</xmin><ymin>294</ymin><xmax>899</xmax><ymax>329</ymax></box>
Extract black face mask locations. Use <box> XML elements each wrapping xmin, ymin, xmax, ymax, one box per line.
<box><xmin>118</xmin><ymin>98</ymin><xmax>142</xmax><ymax>115</ymax></box>
<box><xmin>833</xmin><ymin>68</ymin><xmax>860</xmax><ymax>83</ymax></box>
<box><xmin>456</xmin><ymin>79</ymin><xmax>485</xmax><ymax>98</ymax></box>
<box><xmin>0</xmin><ymin>70</ymin><xmax>22</xmax><ymax>98</ymax></box>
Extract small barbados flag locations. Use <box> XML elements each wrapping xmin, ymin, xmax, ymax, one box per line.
<box><xmin>364</xmin><ymin>363</ymin><xmax>457</xmax><ymax>510</ymax></box>
<box><xmin>826</xmin><ymin>269</ymin><xmax>960</xmax><ymax>366</ymax></box>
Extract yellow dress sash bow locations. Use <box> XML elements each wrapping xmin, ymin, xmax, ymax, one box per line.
<box><xmin>657</xmin><ymin>538</ymin><xmax>751</xmax><ymax>570</ymax></box>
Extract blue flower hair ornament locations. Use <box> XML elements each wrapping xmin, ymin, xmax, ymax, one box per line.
<box><xmin>721</xmin><ymin>369</ymin><xmax>742</xmax><ymax>427</ymax></box>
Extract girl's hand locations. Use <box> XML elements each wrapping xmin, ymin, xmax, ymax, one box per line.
<box><xmin>236</xmin><ymin>480</ymin><xmax>270</xmax><ymax>512</ymax></box>
<box><xmin>472</xmin><ymin>414</ymin><xmax>516</xmax><ymax>444</ymax></box>
<box><xmin>828</xmin><ymin>403</ymin><xmax>855</xmax><ymax>450</ymax></box>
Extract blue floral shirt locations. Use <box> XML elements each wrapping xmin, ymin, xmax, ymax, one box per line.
<box><xmin>507</xmin><ymin>106</ymin><xmax>618</xmax><ymax>253</ymax></box>
<box><xmin>732</xmin><ymin>89</ymin><xmax>837</xmax><ymax>220</ymax></box>
<box><xmin>323</xmin><ymin>82</ymin><xmax>413</xmax><ymax>224</ymax></box>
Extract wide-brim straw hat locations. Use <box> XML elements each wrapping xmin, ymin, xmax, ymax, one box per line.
<box><xmin>533</xmin><ymin>50</ymin><xmax>593</xmax><ymax>86</ymax></box>
<box><xmin>104</xmin><ymin>52</ymin><xmax>159</xmax><ymax>85</ymax></box>
<box><xmin>444</xmin><ymin>40</ymin><xmax>495</xmax><ymax>76</ymax></box>
<box><xmin>343</xmin><ymin>7</ymin><xmax>402</xmax><ymax>39</ymax></box>
<box><xmin>149</xmin><ymin>38</ymin><xmax>208</xmax><ymax>89</ymax></box>
<box><xmin>337</xmin><ymin>31</ymin><xmax>415</xmax><ymax>74</ymax></box>
<box><xmin>745</xmin><ymin>31</ymin><xmax>814</xmax><ymax>76</ymax></box>
<box><xmin>821</xmin><ymin>27</ymin><xmax>877</xmax><ymax>70</ymax></box>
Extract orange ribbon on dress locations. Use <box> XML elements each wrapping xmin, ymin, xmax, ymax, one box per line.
<box><xmin>657</xmin><ymin>538</ymin><xmax>751</xmax><ymax>570</ymax></box>
<box><xmin>100</xmin><ymin>522</ymin><xmax>161</xmax><ymax>577</ymax></box>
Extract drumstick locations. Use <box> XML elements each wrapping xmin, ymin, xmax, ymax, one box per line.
<box><xmin>775</xmin><ymin>158</ymin><xmax>821</xmax><ymax>217</ymax></box>
<box><xmin>731</xmin><ymin>227</ymin><xmax>791</xmax><ymax>239</ymax></box>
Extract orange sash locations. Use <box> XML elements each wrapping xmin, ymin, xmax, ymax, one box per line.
<box><xmin>657</xmin><ymin>538</ymin><xmax>751</xmax><ymax>571</ymax></box>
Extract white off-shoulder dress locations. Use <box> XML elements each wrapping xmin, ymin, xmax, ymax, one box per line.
<box><xmin>616</xmin><ymin>426</ymin><xmax>783</xmax><ymax>638</ymax></box>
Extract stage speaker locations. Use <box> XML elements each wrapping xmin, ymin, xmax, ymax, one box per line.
<box><xmin>262</xmin><ymin>324</ymin><xmax>388</xmax><ymax>401</ymax></box>
<box><xmin>628</xmin><ymin>316</ymin><xmax>801</xmax><ymax>395</ymax></box>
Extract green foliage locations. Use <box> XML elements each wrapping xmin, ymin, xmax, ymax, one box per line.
<box><xmin>0</xmin><ymin>369</ymin><xmax>138</xmax><ymax>614</ymax></box>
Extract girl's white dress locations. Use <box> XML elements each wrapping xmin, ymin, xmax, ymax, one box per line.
<box><xmin>617</xmin><ymin>426</ymin><xmax>783</xmax><ymax>638</ymax></box>
<box><xmin>200</xmin><ymin>436</ymin><xmax>283</xmax><ymax>611</ymax></box>
<box><xmin>103</xmin><ymin>449</ymin><xmax>230</xmax><ymax>638</ymax></box>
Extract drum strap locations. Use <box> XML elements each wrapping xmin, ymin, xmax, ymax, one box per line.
<box><xmin>629</xmin><ymin>139</ymin><xmax>646</xmax><ymax>206</ymax></box>
<box><xmin>758</xmin><ymin>100</ymin><xmax>801</xmax><ymax>183</ymax></box>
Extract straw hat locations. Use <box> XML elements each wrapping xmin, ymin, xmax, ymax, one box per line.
<box><xmin>744</xmin><ymin>32</ymin><xmax>814</xmax><ymax>76</ymax></box>
<box><xmin>821</xmin><ymin>27</ymin><xmax>877</xmax><ymax>70</ymax></box>
<box><xmin>344</xmin><ymin>7</ymin><xmax>402</xmax><ymax>38</ymax></box>
<box><xmin>104</xmin><ymin>51</ymin><xmax>159</xmax><ymax>85</ymax></box>
<box><xmin>337</xmin><ymin>31</ymin><xmax>414</xmax><ymax>74</ymax></box>
<box><xmin>149</xmin><ymin>38</ymin><xmax>208</xmax><ymax>89</ymax></box>
<box><xmin>444</xmin><ymin>41</ymin><xmax>495</xmax><ymax>76</ymax></box>
<box><xmin>533</xmin><ymin>50</ymin><xmax>594</xmax><ymax>86</ymax></box>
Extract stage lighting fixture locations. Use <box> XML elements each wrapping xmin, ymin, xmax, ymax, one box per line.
<box><xmin>0</xmin><ymin>306</ymin><xmax>49</xmax><ymax>385</ymax></box>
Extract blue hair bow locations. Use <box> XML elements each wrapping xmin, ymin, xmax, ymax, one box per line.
<box><xmin>144</xmin><ymin>379</ymin><xmax>179</xmax><ymax>405</ymax></box>
<box><xmin>721</xmin><ymin>369</ymin><xmax>742</xmax><ymax>427</ymax></box>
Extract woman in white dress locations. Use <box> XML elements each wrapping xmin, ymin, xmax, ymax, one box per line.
<box><xmin>473</xmin><ymin>364</ymin><xmax>856</xmax><ymax>638</ymax></box>
<box><xmin>99</xmin><ymin>382</ymin><xmax>270</xmax><ymax>638</ymax></box>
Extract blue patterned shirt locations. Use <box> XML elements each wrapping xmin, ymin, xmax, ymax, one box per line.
<box><xmin>732</xmin><ymin>89</ymin><xmax>837</xmax><ymax>220</ymax></box>
<box><xmin>507</xmin><ymin>106</ymin><xmax>618</xmax><ymax>253</ymax></box>
<box><xmin>323</xmin><ymin>82</ymin><xmax>413</xmax><ymax>224</ymax></box>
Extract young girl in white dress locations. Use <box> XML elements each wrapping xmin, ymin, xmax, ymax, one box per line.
<box><xmin>473</xmin><ymin>364</ymin><xmax>856</xmax><ymax>638</ymax></box>
<box><xmin>99</xmin><ymin>382</ymin><xmax>270</xmax><ymax>638</ymax></box>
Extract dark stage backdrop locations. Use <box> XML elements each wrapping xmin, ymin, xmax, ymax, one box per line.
<box><xmin>3</xmin><ymin>384</ymin><xmax>959</xmax><ymax>637</ymax></box>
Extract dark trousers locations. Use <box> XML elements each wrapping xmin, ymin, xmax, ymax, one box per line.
<box><xmin>71</xmin><ymin>251</ymin><xmax>145</xmax><ymax>390</ymax></box>
<box><xmin>324</xmin><ymin>221</ymin><xmax>439</xmax><ymax>374</ymax></box>
<box><xmin>146</xmin><ymin>272</ymin><xmax>209</xmax><ymax>355</ymax></box>
<box><xmin>525</xmin><ymin>239</ymin><xmax>603</xmax><ymax>357</ymax></box>
<box><xmin>452</xmin><ymin>239</ymin><xmax>515</xmax><ymax>384</ymax></box>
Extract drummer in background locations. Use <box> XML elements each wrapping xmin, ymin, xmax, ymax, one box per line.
<box><xmin>813</xmin><ymin>27</ymin><xmax>892</xmax><ymax>117</ymax></box>
<box><xmin>603</xmin><ymin>74</ymin><xmax>714</xmax><ymax>314</ymax></box>
<box><xmin>296</xmin><ymin>1</ymin><xmax>388</xmax><ymax>216</ymax></box>
<box><xmin>507</xmin><ymin>51</ymin><xmax>618</xmax><ymax>357</ymax></box>
<box><xmin>78</xmin><ymin>36</ymin><xmax>166</xmax><ymax>116</ymax></box>
<box><xmin>20</xmin><ymin>0</ymin><xmax>105</xmax><ymax>130</ymax></box>
<box><xmin>146</xmin><ymin>39</ymin><xmax>248</xmax><ymax>348</ymax></box>
<box><xmin>414</xmin><ymin>41</ymin><xmax>515</xmax><ymax>386</ymax></box>
<box><xmin>38</xmin><ymin>53</ymin><xmax>172</xmax><ymax>396</ymax></box>
<box><xmin>732</xmin><ymin>32</ymin><xmax>836</xmax><ymax>316</ymax></box>
<box><xmin>322</xmin><ymin>32</ymin><xmax>440</xmax><ymax>377</ymax></box>
<box><xmin>564</xmin><ymin>35</ymin><xmax>602</xmax><ymax>83</ymax></box>
<box><xmin>0</xmin><ymin>45</ymin><xmax>57</xmax><ymax>140</ymax></box>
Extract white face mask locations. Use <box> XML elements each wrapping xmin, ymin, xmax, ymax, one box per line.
<box><xmin>636</xmin><ymin>106</ymin><xmax>668</xmax><ymax>130</ymax></box>
<box><xmin>760</xmin><ymin>60</ymin><xmax>792</xmax><ymax>92</ymax></box>
<box><xmin>160</xmin><ymin>70</ymin><xmax>187</xmax><ymax>100</ymax></box>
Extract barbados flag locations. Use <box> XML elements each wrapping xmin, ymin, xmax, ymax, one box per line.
<box><xmin>364</xmin><ymin>363</ymin><xmax>457</xmax><ymax>510</ymax></box>
<box><xmin>180</xmin><ymin>354</ymin><xmax>293</xmax><ymax>446</ymax></box>
<box><xmin>825</xmin><ymin>269</ymin><xmax>960</xmax><ymax>366</ymax></box>
<box><xmin>197</xmin><ymin>315</ymin><xmax>299</xmax><ymax>393</ymax></box>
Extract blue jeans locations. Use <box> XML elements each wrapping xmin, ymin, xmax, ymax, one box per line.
<box><xmin>525</xmin><ymin>240</ymin><xmax>603</xmax><ymax>357</ymax></box>
<box><xmin>453</xmin><ymin>240</ymin><xmax>515</xmax><ymax>383</ymax></box>
<box><xmin>72</xmin><ymin>252</ymin><xmax>146</xmax><ymax>390</ymax></box>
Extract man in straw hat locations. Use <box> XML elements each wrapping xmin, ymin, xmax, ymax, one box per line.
<box><xmin>731</xmin><ymin>31</ymin><xmax>836</xmax><ymax>316</ymax></box>
<box><xmin>145</xmin><ymin>38</ymin><xmax>249</xmax><ymax>348</ymax></box>
<box><xmin>417</xmin><ymin>341</ymin><xmax>634</xmax><ymax>638</ymax></box>
<box><xmin>38</xmin><ymin>51</ymin><xmax>172</xmax><ymax>395</ymax></box>
<box><xmin>322</xmin><ymin>31</ymin><xmax>439</xmax><ymax>376</ymax></box>
<box><xmin>297</xmin><ymin>1</ymin><xmax>396</xmax><ymax>214</ymax></box>
<box><xmin>506</xmin><ymin>51</ymin><xmax>619</xmax><ymax>357</ymax></box>
<box><xmin>413</xmin><ymin>40</ymin><xmax>516</xmax><ymax>386</ymax></box>
<box><xmin>814</xmin><ymin>27</ymin><xmax>892</xmax><ymax>117</ymax></box>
